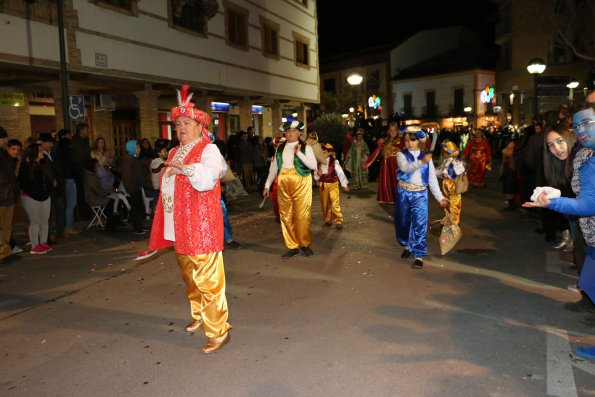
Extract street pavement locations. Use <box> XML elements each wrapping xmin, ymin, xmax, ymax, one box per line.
<box><xmin>1</xmin><ymin>172</ymin><xmax>594</xmax><ymax>396</ymax></box>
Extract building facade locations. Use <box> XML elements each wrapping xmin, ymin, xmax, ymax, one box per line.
<box><xmin>0</xmin><ymin>0</ymin><xmax>319</xmax><ymax>153</ymax></box>
<box><xmin>494</xmin><ymin>0</ymin><xmax>594</xmax><ymax>125</ymax></box>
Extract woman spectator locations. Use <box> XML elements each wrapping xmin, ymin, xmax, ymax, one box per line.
<box><xmin>523</xmin><ymin>106</ymin><xmax>595</xmax><ymax>359</ymax></box>
<box><xmin>462</xmin><ymin>128</ymin><xmax>492</xmax><ymax>188</ymax></box>
<box><xmin>344</xmin><ymin>129</ymin><xmax>370</xmax><ymax>189</ymax></box>
<box><xmin>18</xmin><ymin>144</ymin><xmax>53</xmax><ymax>254</ymax></box>
<box><xmin>90</xmin><ymin>137</ymin><xmax>114</xmax><ymax>168</ymax></box>
<box><xmin>84</xmin><ymin>158</ymin><xmax>116</xmax><ymax>230</ymax></box>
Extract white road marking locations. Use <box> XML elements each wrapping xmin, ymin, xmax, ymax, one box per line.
<box><xmin>547</xmin><ymin>328</ymin><xmax>577</xmax><ymax>397</ymax></box>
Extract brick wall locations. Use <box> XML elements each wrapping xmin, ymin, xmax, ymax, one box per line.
<box><xmin>0</xmin><ymin>104</ymin><xmax>32</xmax><ymax>143</ymax></box>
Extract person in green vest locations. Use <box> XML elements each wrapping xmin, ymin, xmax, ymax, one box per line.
<box><xmin>263</xmin><ymin>120</ymin><xmax>318</xmax><ymax>259</ymax></box>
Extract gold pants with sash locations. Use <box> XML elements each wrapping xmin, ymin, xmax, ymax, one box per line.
<box><xmin>319</xmin><ymin>181</ymin><xmax>343</xmax><ymax>225</ymax></box>
<box><xmin>278</xmin><ymin>168</ymin><xmax>312</xmax><ymax>249</ymax></box>
<box><xmin>175</xmin><ymin>251</ymin><xmax>232</xmax><ymax>338</ymax></box>
<box><xmin>441</xmin><ymin>178</ymin><xmax>462</xmax><ymax>225</ymax></box>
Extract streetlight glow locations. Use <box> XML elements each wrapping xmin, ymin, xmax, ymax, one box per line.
<box><xmin>567</xmin><ymin>81</ymin><xmax>579</xmax><ymax>89</ymax></box>
<box><xmin>526</xmin><ymin>58</ymin><xmax>546</xmax><ymax>75</ymax></box>
<box><xmin>347</xmin><ymin>73</ymin><xmax>363</xmax><ymax>86</ymax></box>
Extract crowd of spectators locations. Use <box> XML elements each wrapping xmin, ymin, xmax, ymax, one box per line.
<box><xmin>0</xmin><ymin>123</ymin><xmax>173</xmax><ymax>261</ymax></box>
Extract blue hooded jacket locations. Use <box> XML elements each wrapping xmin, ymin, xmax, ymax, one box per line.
<box><xmin>125</xmin><ymin>140</ymin><xmax>138</xmax><ymax>157</ymax></box>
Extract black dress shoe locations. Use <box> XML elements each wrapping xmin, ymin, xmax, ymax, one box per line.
<box><xmin>565</xmin><ymin>299</ymin><xmax>595</xmax><ymax>313</ymax></box>
<box><xmin>300</xmin><ymin>246</ymin><xmax>314</xmax><ymax>257</ymax></box>
<box><xmin>412</xmin><ymin>259</ymin><xmax>424</xmax><ymax>269</ymax></box>
<box><xmin>401</xmin><ymin>249</ymin><xmax>411</xmax><ymax>259</ymax></box>
<box><xmin>281</xmin><ymin>249</ymin><xmax>300</xmax><ymax>259</ymax></box>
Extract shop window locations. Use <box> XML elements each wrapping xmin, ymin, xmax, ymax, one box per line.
<box><xmin>90</xmin><ymin>0</ymin><xmax>138</xmax><ymax>16</ymax></box>
<box><xmin>453</xmin><ymin>88</ymin><xmax>464</xmax><ymax>114</ymax></box>
<box><xmin>403</xmin><ymin>93</ymin><xmax>413</xmax><ymax>116</ymax></box>
<box><xmin>260</xmin><ymin>17</ymin><xmax>280</xmax><ymax>58</ymax></box>
<box><xmin>365</xmin><ymin>70</ymin><xmax>380</xmax><ymax>91</ymax></box>
<box><xmin>293</xmin><ymin>32</ymin><xmax>310</xmax><ymax>68</ymax></box>
<box><xmin>323</xmin><ymin>78</ymin><xmax>336</xmax><ymax>93</ymax></box>
<box><xmin>425</xmin><ymin>91</ymin><xmax>436</xmax><ymax>116</ymax></box>
<box><xmin>224</xmin><ymin>1</ymin><xmax>249</xmax><ymax>50</ymax></box>
<box><xmin>2</xmin><ymin>0</ymin><xmax>57</xmax><ymax>24</ymax></box>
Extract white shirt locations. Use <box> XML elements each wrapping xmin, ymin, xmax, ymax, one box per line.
<box><xmin>396</xmin><ymin>150</ymin><xmax>445</xmax><ymax>202</ymax></box>
<box><xmin>160</xmin><ymin>141</ymin><xmax>227</xmax><ymax>241</ymax></box>
<box><xmin>314</xmin><ymin>157</ymin><xmax>349</xmax><ymax>188</ymax></box>
<box><xmin>264</xmin><ymin>142</ymin><xmax>317</xmax><ymax>189</ymax></box>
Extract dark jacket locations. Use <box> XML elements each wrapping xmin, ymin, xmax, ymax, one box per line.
<box><xmin>56</xmin><ymin>138</ymin><xmax>76</xmax><ymax>179</ymax></box>
<box><xmin>84</xmin><ymin>170</ymin><xmax>110</xmax><ymax>207</ymax></box>
<box><xmin>70</xmin><ymin>134</ymin><xmax>91</xmax><ymax>169</ymax></box>
<box><xmin>18</xmin><ymin>160</ymin><xmax>52</xmax><ymax>201</ymax></box>
<box><xmin>119</xmin><ymin>153</ymin><xmax>143</xmax><ymax>194</ymax></box>
<box><xmin>0</xmin><ymin>148</ymin><xmax>20</xmax><ymax>206</ymax></box>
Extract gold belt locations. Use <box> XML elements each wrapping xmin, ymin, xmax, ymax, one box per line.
<box><xmin>398</xmin><ymin>180</ymin><xmax>426</xmax><ymax>192</ymax></box>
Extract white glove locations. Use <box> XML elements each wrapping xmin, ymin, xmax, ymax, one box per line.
<box><xmin>530</xmin><ymin>186</ymin><xmax>561</xmax><ymax>202</ymax></box>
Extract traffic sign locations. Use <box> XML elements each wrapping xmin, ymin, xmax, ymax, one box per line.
<box><xmin>69</xmin><ymin>95</ymin><xmax>85</xmax><ymax>119</ymax></box>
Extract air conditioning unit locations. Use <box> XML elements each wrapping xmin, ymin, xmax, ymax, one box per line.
<box><xmin>94</xmin><ymin>93</ymin><xmax>115</xmax><ymax>111</ymax></box>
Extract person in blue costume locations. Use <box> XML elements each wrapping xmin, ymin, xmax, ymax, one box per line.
<box><xmin>523</xmin><ymin>104</ymin><xmax>595</xmax><ymax>360</ymax></box>
<box><xmin>395</xmin><ymin>127</ymin><xmax>448</xmax><ymax>269</ymax></box>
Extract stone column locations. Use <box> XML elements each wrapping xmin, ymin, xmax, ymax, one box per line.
<box><xmin>193</xmin><ymin>94</ymin><xmax>214</xmax><ymax>128</ymax></box>
<box><xmin>238</xmin><ymin>99</ymin><xmax>253</xmax><ymax>132</ymax></box>
<box><xmin>271</xmin><ymin>102</ymin><xmax>282</xmax><ymax>137</ymax></box>
<box><xmin>135</xmin><ymin>87</ymin><xmax>161</xmax><ymax>143</ymax></box>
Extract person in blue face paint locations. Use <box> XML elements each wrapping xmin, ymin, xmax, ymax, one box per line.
<box><xmin>523</xmin><ymin>98</ymin><xmax>595</xmax><ymax>360</ymax></box>
<box><xmin>395</xmin><ymin>127</ymin><xmax>448</xmax><ymax>269</ymax></box>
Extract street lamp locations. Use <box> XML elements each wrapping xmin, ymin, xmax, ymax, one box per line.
<box><xmin>346</xmin><ymin>73</ymin><xmax>363</xmax><ymax>127</ymax></box>
<box><xmin>527</xmin><ymin>57</ymin><xmax>546</xmax><ymax>116</ymax></box>
<box><xmin>567</xmin><ymin>79</ymin><xmax>579</xmax><ymax>106</ymax></box>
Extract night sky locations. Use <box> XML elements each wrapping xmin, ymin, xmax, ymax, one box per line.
<box><xmin>316</xmin><ymin>0</ymin><xmax>500</xmax><ymax>60</ymax></box>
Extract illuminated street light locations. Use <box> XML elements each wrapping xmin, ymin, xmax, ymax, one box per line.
<box><xmin>347</xmin><ymin>73</ymin><xmax>363</xmax><ymax>86</ymax></box>
<box><xmin>463</xmin><ymin>106</ymin><xmax>472</xmax><ymax>113</ymax></box>
<box><xmin>526</xmin><ymin>58</ymin><xmax>546</xmax><ymax>115</ymax></box>
<box><xmin>567</xmin><ymin>79</ymin><xmax>579</xmax><ymax>105</ymax></box>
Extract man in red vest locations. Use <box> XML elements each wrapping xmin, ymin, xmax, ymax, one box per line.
<box><xmin>148</xmin><ymin>85</ymin><xmax>231</xmax><ymax>354</ymax></box>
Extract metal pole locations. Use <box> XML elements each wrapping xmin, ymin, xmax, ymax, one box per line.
<box><xmin>533</xmin><ymin>74</ymin><xmax>538</xmax><ymax>117</ymax></box>
<box><xmin>57</xmin><ymin>0</ymin><xmax>70</xmax><ymax>130</ymax></box>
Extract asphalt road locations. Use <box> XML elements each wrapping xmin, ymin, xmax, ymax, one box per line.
<box><xmin>1</xmin><ymin>177</ymin><xmax>594</xmax><ymax>396</ymax></box>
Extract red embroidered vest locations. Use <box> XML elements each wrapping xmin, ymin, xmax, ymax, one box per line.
<box><xmin>318</xmin><ymin>158</ymin><xmax>339</xmax><ymax>183</ymax></box>
<box><xmin>148</xmin><ymin>138</ymin><xmax>223</xmax><ymax>255</ymax></box>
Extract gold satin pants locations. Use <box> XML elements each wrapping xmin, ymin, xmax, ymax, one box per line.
<box><xmin>278</xmin><ymin>168</ymin><xmax>312</xmax><ymax>249</ymax></box>
<box><xmin>175</xmin><ymin>251</ymin><xmax>232</xmax><ymax>338</ymax></box>
<box><xmin>441</xmin><ymin>179</ymin><xmax>462</xmax><ymax>225</ymax></box>
<box><xmin>319</xmin><ymin>181</ymin><xmax>343</xmax><ymax>225</ymax></box>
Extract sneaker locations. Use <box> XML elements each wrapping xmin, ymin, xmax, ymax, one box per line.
<box><xmin>11</xmin><ymin>246</ymin><xmax>24</xmax><ymax>254</ymax></box>
<box><xmin>567</xmin><ymin>284</ymin><xmax>580</xmax><ymax>293</ymax></box>
<box><xmin>133</xmin><ymin>230</ymin><xmax>146</xmax><ymax>235</ymax></box>
<box><xmin>30</xmin><ymin>244</ymin><xmax>48</xmax><ymax>255</ymax></box>
<box><xmin>41</xmin><ymin>243</ymin><xmax>53</xmax><ymax>252</ymax></box>
<box><xmin>225</xmin><ymin>240</ymin><xmax>242</xmax><ymax>250</ymax></box>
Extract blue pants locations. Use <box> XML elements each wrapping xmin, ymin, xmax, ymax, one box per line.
<box><xmin>579</xmin><ymin>247</ymin><xmax>595</xmax><ymax>303</ymax></box>
<box><xmin>221</xmin><ymin>199</ymin><xmax>232</xmax><ymax>242</ymax></box>
<box><xmin>395</xmin><ymin>187</ymin><xmax>428</xmax><ymax>259</ymax></box>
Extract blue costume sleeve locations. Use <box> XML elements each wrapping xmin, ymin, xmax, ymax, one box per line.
<box><xmin>548</xmin><ymin>158</ymin><xmax>595</xmax><ymax>217</ymax></box>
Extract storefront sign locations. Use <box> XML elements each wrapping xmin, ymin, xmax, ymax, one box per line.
<box><xmin>0</xmin><ymin>91</ymin><xmax>25</xmax><ymax>106</ymax></box>
<box><xmin>211</xmin><ymin>102</ymin><xmax>230</xmax><ymax>112</ymax></box>
<box><xmin>251</xmin><ymin>105</ymin><xmax>263</xmax><ymax>114</ymax></box>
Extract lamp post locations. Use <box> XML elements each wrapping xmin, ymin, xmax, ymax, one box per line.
<box><xmin>347</xmin><ymin>73</ymin><xmax>363</xmax><ymax>128</ymax></box>
<box><xmin>567</xmin><ymin>79</ymin><xmax>579</xmax><ymax>106</ymax></box>
<box><xmin>526</xmin><ymin>58</ymin><xmax>546</xmax><ymax>117</ymax></box>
